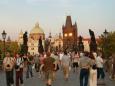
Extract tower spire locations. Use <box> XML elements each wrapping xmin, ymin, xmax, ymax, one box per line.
<box><xmin>65</xmin><ymin>16</ymin><xmax>72</xmax><ymax>27</ymax></box>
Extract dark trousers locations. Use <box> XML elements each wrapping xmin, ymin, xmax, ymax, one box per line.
<box><xmin>16</xmin><ymin>68</ymin><xmax>23</xmax><ymax>86</ymax></box>
<box><xmin>35</xmin><ymin>63</ymin><xmax>40</xmax><ymax>72</ymax></box>
<box><xmin>26</xmin><ymin>64</ymin><xmax>33</xmax><ymax>78</ymax></box>
<box><xmin>80</xmin><ymin>69</ymin><xmax>89</xmax><ymax>86</ymax></box>
<box><xmin>112</xmin><ymin>64</ymin><xmax>115</xmax><ymax>78</ymax></box>
<box><xmin>6</xmin><ymin>70</ymin><xmax>14</xmax><ymax>86</ymax></box>
<box><xmin>97</xmin><ymin>68</ymin><xmax>105</xmax><ymax>79</ymax></box>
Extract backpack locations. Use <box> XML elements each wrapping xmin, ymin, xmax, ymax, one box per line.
<box><xmin>4</xmin><ymin>57</ymin><xmax>14</xmax><ymax>71</ymax></box>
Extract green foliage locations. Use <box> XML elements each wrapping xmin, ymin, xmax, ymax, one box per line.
<box><xmin>20</xmin><ymin>44</ymin><xmax>28</xmax><ymax>55</ymax></box>
<box><xmin>0</xmin><ymin>41</ymin><xmax>20</xmax><ymax>58</ymax></box>
<box><xmin>99</xmin><ymin>31</ymin><xmax>115</xmax><ymax>58</ymax></box>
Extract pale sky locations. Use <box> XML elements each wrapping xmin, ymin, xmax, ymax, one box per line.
<box><xmin>0</xmin><ymin>0</ymin><xmax>115</xmax><ymax>40</ymax></box>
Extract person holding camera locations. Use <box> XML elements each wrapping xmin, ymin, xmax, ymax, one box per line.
<box><xmin>15</xmin><ymin>53</ymin><xmax>24</xmax><ymax>86</ymax></box>
<box><xmin>3</xmin><ymin>52</ymin><xmax>15</xmax><ymax>86</ymax></box>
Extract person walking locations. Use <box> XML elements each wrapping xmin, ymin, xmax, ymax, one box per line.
<box><xmin>61</xmin><ymin>51</ymin><xmax>71</xmax><ymax>81</ymax></box>
<box><xmin>79</xmin><ymin>52</ymin><xmax>91</xmax><ymax>86</ymax></box>
<box><xmin>96</xmin><ymin>52</ymin><xmax>105</xmax><ymax>81</ymax></box>
<box><xmin>34</xmin><ymin>54</ymin><xmax>40</xmax><ymax>72</ymax></box>
<box><xmin>52</xmin><ymin>52</ymin><xmax>60</xmax><ymax>81</ymax></box>
<box><xmin>72</xmin><ymin>51</ymin><xmax>79</xmax><ymax>73</ymax></box>
<box><xmin>39</xmin><ymin>53</ymin><xmax>45</xmax><ymax>79</ymax></box>
<box><xmin>15</xmin><ymin>53</ymin><xmax>24</xmax><ymax>86</ymax></box>
<box><xmin>89</xmin><ymin>52</ymin><xmax>97</xmax><ymax>86</ymax></box>
<box><xmin>3</xmin><ymin>52</ymin><xmax>15</xmax><ymax>86</ymax></box>
<box><xmin>111</xmin><ymin>53</ymin><xmax>115</xmax><ymax>80</ymax></box>
<box><xmin>42</xmin><ymin>52</ymin><xmax>56</xmax><ymax>86</ymax></box>
<box><xmin>26</xmin><ymin>53</ymin><xmax>34</xmax><ymax>78</ymax></box>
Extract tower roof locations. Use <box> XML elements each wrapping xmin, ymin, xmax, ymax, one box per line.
<box><xmin>65</xmin><ymin>16</ymin><xmax>72</xmax><ymax>27</ymax></box>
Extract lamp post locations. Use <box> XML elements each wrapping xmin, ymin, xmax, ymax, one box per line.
<box><xmin>2</xmin><ymin>30</ymin><xmax>7</xmax><ymax>58</ymax></box>
<box><xmin>48</xmin><ymin>33</ymin><xmax>52</xmax><ymax>52</ymax></box>
<box><xmin>103</xmin><ymin>29</ymin><xmax>108</xmax><ymax>58</ymax></box>
<box><xmin>103</xmin><ymin>29</ymin><xmax>108</xmax><ymax>39</ymax></box>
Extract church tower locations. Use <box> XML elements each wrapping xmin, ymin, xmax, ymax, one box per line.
<box><xmin>62</xmin><ymin>16</ymin><xmax>78</xmax><ymax>51</ymax></box>
<box><xmin>18</xmin><ymin>30</ymin><xmax>23</xmax><ymax>46</ymax></box>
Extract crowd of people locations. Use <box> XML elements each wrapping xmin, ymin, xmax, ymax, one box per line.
<box><xmin>2</xmin><ymin>50</ymin><xmax>108</xmax><ymax>86</ymax></box>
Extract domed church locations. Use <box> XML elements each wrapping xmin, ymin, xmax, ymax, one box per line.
<box><xmin>28</xmin><ymin>23</ymin><xmax>45</xmax><ymax>55</ymax></box>
<box><xmin>18</xmin><ymin>22</ymin><xmax>45</xmax><ymax>55</ymax></box>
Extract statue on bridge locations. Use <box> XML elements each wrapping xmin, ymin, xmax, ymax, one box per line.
<box><xmin>78</xmin><ymin>36</ymin><xmax>84</xmax><ymax>52</ymax></box>
<box><xmin>89</xmin><ymin>29</ymin><xmax>97</xmax><ymax>52</ymax></box>
<box><xmin>20</xmin><ymin>31</ymin><xmax>28</xmax><ymax>55</ymax></box>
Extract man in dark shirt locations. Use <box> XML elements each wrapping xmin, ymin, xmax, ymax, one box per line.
<box><xmin>43</xmin><ymin>52</ymin><xmax>56</xmax><ymax>86</ymax></box>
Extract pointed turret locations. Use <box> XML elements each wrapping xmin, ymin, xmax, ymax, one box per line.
<box><xmin>7</xmin><ymin>36</ymin><xmax>11</xmax><ymax>42</ymax></box>
<box><xmin>49</xmin><ymin>32</ymin><xmax>52</xmax><ymax>39</ymax></box>
<box><xmin>35</xmin><ymin>22</ymin><xmax>39</xmax><ymax>28</ymax></box>
<box><xmin>75</xmin><ymin>22</ymin><xmax>77</xmax><ymax>27</ymax></box>
<box><xmin>65</xmin><ymin>16</ymin><xmax>72</xmax><ymax>27</ymax></box>
<box><xmin>19</xmin><ymin>30</ymin><xmax>23</xmax><ymax>36</ymax></box>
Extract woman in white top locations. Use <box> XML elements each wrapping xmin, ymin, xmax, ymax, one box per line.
<box><xmin>89</xmin><ymin>52</ymin><xmax>97</xmax><ymax>86</ymax></box>
<box><xmin>72</xmin><ymin>51</ymin><xmax>79</xmax><ymax>73</ymax></box>
<box><xmin>61</xmin><ymin>51</ymin><xmax>71</xmax><ymax>81</ymax></box>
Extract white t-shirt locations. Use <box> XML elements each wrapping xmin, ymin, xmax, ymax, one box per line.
<box><xmin>16</xmin><ymin>57</ymin><xmax>23</xmax><ymax>66</ymax></box>
<box><xmin>59</xmin><ymin>53</ymin><xmax>63</xmax><ymax>60</ymax></box>
<box><xmin>61</xmin><ymin>55</ymin><xmax>70</xmax><ymax>66</ymax></box>
<box><xmin>73</xmin><ymin>54</ymin><xmax>79</xmax><ymax>63</ymax></box>
<box><xmin>96</xmin><ymin>56</ymin><xmax>103</xmax><ymax>68</ymax></box>
<box><xmin>3</xmin><ymin>57</ymin><xmax>15</xmax><ymax>71</ymax></box>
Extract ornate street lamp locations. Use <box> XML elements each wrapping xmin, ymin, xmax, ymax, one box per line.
<box><xmin>2</xmin><ymin>30</ymin><xmax>7</xmax><ymax>58</ymax></box>
<box><xmin>103</xmin><ymin>29</ymin><xmax>108</xmax><ymax>58</ymax></box>
<box><xmin>103</xmin><ymin>29</ymin><xmax>108</xmax><ymax>39</ymax></box>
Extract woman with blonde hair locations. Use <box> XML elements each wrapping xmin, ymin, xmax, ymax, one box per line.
<box><xmin>89</xmin><ymin>52</ymin><xmax>97</xmax><ymax>86</ymax></box>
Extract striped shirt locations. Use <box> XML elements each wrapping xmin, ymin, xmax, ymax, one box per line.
<box><xmin>3</xmin><ymin>57</ymin><xmax>15</xmax><ymax>69</ymax></box>
<box><xmin>79</xmin><ymin>56</ymin><xmax>91</xmax><ymax>69</ymax></box>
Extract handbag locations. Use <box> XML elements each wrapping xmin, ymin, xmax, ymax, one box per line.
<box><xmin>92</xmin><ymin>64</ymin><xmax>97</xmax><ymax>70</ymax></box>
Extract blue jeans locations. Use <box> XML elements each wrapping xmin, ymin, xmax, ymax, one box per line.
<box><xmin>26</xmin><ymin>64</ymin><xmax>33</xmax><ymax>78</ymax></box>
<box><xmin>80</xmin><ymin>69</ymin><xmax>89</xmax><ymax>86</ymax></box>
<box><xmin>97</xmin><ymin>68</ymin><xmax>105</xmax><ymax>79</ymax></box>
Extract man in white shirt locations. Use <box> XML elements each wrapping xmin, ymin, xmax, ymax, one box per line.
<box><xmin>96</xmin><ymin>53</ymin><xmax>105</xmax><ymax>80</ymax></box>
<box><xmin>3</xmin><ymin>52</ymin><xmax>15</xmax><ymax>86</ymax></box>
<box><xmin>61</xmin><ymin>51</ymin><xmax>71</xmax><ymax>81</ymax></box>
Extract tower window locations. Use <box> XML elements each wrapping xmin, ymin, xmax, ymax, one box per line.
<box><xmin>69</xmin><ymin>33</ymin><xmax>72</xmax><ymax>37</ymax></box>
<box><xmin>64</xmin><ymin>33</ymin><xmax>67</xmax><ymax>37</ymax></box>
<box><xmin>31</xmin><ymin>48</ymin><xmax>34</xmax><ymax>50</ymax></box>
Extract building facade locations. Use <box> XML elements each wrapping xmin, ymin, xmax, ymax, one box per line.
<box><xmin>62</xmin><ymin>16</ymin><xmax>78</xmax><ymax>50</ymax></box>
<box><xmin>18</xmin><ymin>30</ymin><xmax>23</xmax><ymax>46</ymax></box>
<box><xmin>49</xmin><ymin>33</ymin><xmax>63</xmax><ymax>51</ymax></box>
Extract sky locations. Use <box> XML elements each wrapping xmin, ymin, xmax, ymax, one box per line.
<box><xmin>0</xmin><ymin>0</ymin><xmax>115</xmax><ymax>40</ymax></box>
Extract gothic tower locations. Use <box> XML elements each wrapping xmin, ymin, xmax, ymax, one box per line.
<box><xmin>62</xmin><ymin>16</ymin><xmax>78</xmax><ymax>51</ymax></box>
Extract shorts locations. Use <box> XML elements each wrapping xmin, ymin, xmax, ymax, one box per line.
<box><xmin>63</xmin><ymin>65</ymin><xmax>69</xmax><ymax>75</ymax></box>
<box><xmin>73</xmin><ymin>62</ymin><xmax>79</xmax><ymax>68</ymax></box>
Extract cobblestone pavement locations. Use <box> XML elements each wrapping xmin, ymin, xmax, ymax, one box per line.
<box><xmin>0</xmin><ymin>69</ymin><xmax>115</xmax><ymax>86</ymax></box>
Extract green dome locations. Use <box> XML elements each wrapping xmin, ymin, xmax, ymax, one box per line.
<box><xmin>30</xmin><ymin>23</ymin><xmax>44</xmax><ymax>34</ymax></box>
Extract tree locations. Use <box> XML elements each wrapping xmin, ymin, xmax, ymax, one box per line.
<box><xmin>99</xmin><ymin>31</ymin><xmax>115</xmax><ymax>57</ymax></box>
<box><xmin>0</xmin><ymin>41</ymin><xmax>19</xmax><ymax>58</ymax></box>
